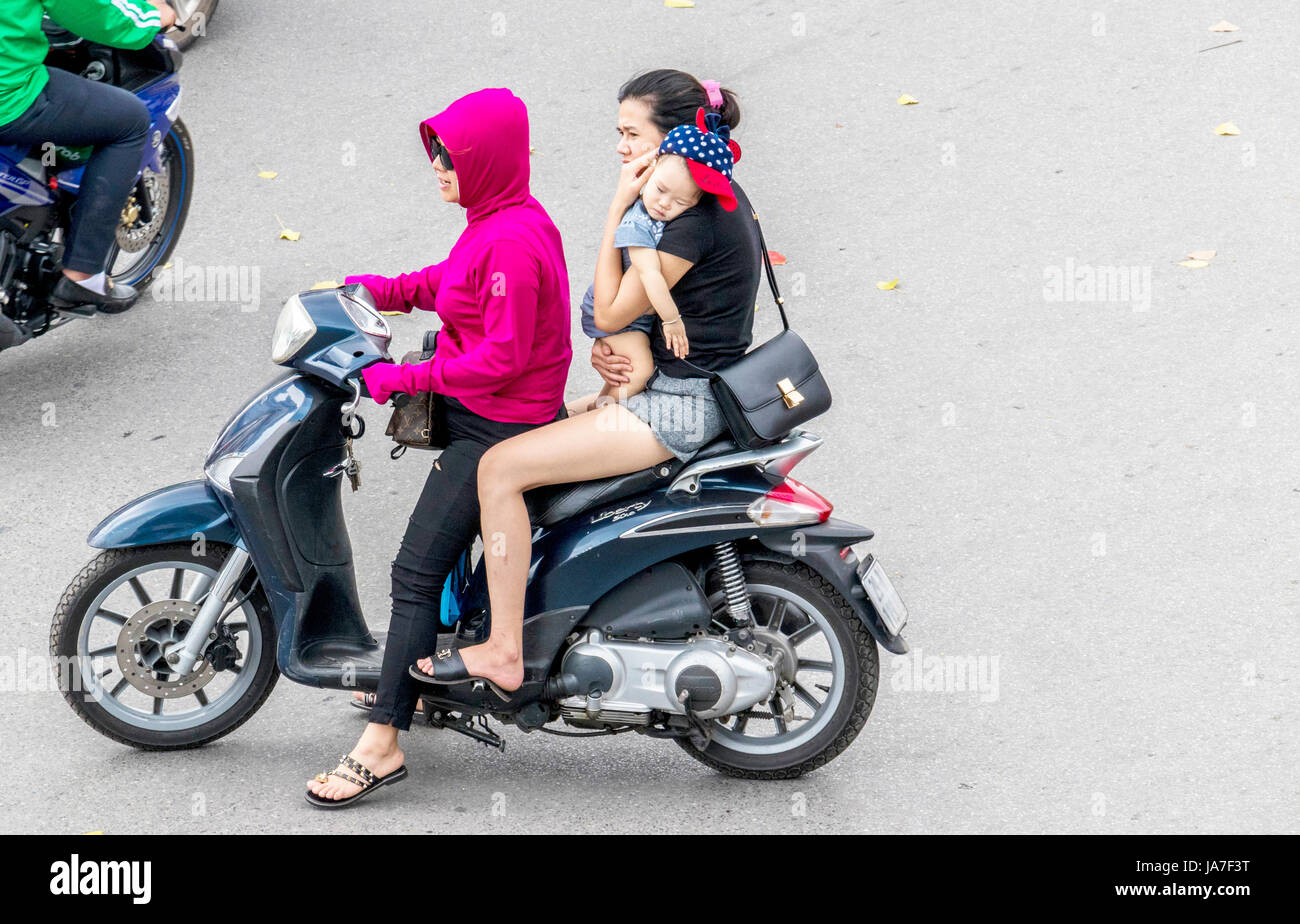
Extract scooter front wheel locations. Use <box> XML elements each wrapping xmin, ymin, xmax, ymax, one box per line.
<box><xmin>50</xmin><ymin>541</ymin><xmax>278</xmax><ymax>750</ymax></box>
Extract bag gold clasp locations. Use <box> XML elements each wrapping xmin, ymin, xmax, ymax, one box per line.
<box><xmin>777</xmin><ymin>377</ymin><xmax>804</xmax><ymax>408</ymax></box>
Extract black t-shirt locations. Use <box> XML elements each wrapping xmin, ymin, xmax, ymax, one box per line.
<box><xmin>652</xmin><ymin>180</ymin><xmax>760</xmax><ymax>378</ymax></box>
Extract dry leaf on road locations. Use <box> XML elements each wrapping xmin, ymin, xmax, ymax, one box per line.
<box><xmin>274</xmin><ymin>213</ymin><xmax>300</xmax><ymax>241</ymax></box>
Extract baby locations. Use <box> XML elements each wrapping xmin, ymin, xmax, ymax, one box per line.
<box><xmin>571</xmin><ymin>112</ymin><xmax>740</xmax><ymax>413</ymax></box>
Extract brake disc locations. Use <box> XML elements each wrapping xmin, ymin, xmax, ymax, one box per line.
<box><xmin>114</xmin><ymin>599</ymin><xmax>215</xmax><ymax>698</ymax></box>
<box><xmin>115</xmin><ymin>163</ymin><xmax>170</xmax><ymax>253</ymax></box>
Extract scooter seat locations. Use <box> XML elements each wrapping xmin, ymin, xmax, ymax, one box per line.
<box><xmin>524</xmin><ymin>457</ymin><xmax>685</xmax><ymax>528</ymax></box>
<box><xmin>690</xmin><ymin>434</ymin><xmax>741</xmax><ymax>461</ymax></box>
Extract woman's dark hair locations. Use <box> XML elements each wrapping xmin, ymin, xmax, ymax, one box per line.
<box><xmin>618</xmin><ymin>69</ymin><xmax>741</xmax><ymax>134</ymax></box>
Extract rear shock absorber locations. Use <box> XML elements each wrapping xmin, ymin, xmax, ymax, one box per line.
<box><xmin>713</xmin><ymin>540</ymin><xmax>753</xmax><ymax>625</ymax></box>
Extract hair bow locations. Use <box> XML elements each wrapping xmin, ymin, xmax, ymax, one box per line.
<box><xmin>694</xmin><ymin>108</ymin><xmax>741</xmax><ymax>163</ymax></box>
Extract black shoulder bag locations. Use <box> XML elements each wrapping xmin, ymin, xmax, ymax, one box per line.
<box><xmin>685</xmin><ymin>212</ymin><xmax>832</xmax><ymax>449</ymax></box>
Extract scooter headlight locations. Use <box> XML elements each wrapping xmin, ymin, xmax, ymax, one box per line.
<box><xmin>270</xmin><ymin>294</ymin><xmax>316</xmax><ymax>364</ymax></box>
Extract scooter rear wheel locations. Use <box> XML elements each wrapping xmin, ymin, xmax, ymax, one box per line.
<box><xmin>676</xmin><ymin>558</ymin><xmax>879</xmax><ymax>779</ymax></box>
<box><xmin>50</xmin><ymin>541</ymin><xmax>278</xmax><ymax>750</ymax></box>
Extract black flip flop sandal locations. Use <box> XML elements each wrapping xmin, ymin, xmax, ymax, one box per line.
<box><xmin>304</xmin><ymin>755</ymin><xmax>408</xmax><ymax>809</ymax></box>
<box><xmin>408</xmin><ymin>647</ymin><xmax>512</xmax><ymax>702</ymax></box>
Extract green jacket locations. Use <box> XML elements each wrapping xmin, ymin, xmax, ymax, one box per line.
<box><xmin>0</xmin><ymin>0</ymin><xmax>162</xmax><ymax>127</ymax></box>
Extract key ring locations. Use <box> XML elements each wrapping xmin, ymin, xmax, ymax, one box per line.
<box><xmin>341</xmin><ymin>379</ymin><xmax>364</xmax><ymax>437</ymax></box>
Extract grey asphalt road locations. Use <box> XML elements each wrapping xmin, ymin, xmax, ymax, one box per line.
<box><xmin>1</xmin><ymin>0</ymin><xmax>1296</xmax><ymax>835</ymax></box>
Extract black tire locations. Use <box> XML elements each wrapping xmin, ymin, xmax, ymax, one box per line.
<box><xmin>676</xmin><ymin>559</ymin><xmax>879</xmax><ymax>779</ymax></box>
<box><xmin>50</xmin><ymin>541</ymin><xmax>278</xmax><ymax>751</ymax></box>
<box><xmin>108</xmin><ymin>118</ymin><xmax>194</xmax><ymax>289</ymax></box>
<box><xmin>167</xmin><ymin>0</ymin><xmax>219</xmax><ymax>50</ymax></box>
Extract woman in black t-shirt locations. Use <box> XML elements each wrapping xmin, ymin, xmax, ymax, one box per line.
<box><xmin>410</xmin><ymin>70</ymin><xmax>760</xmax><ymax>697</ymax></box>
<box><xmin>587</xmin><ymin>151</ymin><xmax>759</xmax><ymax>460</ymax></box>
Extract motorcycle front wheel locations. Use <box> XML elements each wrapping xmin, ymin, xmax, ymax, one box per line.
<box><xmin>50</xmin><ymin>540</ymin><xmax>278</xmax><ymax>750</ymax></box>
<box><xmin>678</xmin><ymin>558</ymin><xmax>880</xmax><ymax>779</ymax></box>
<box><xmin>107</xmin><ymin>118</ymin><xmax>194</xmax><ymax>289</ymax></box>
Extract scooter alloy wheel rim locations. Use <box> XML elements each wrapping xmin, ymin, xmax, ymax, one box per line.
<box><xmin>76</xmin><ymin>559</ymin><xmax>263</xmax><ymax>731</ymax></box>
<box><xmin>706</xmin><ymin>582</ymin><xmax>847</xmax><ymax>755</ymax></box>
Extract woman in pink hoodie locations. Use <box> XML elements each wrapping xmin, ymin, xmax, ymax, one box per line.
<box><xmin>306</xmin><ymin>88</ymin><xmax>570</xmax><ymax>808</ymax></box>
<box><xmin>409</xmin><ymin>72</ymin><xmax>760</xmax><ymax>721</ymax></box>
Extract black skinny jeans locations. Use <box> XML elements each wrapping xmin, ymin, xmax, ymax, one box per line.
<box><xmin>0</xmin><ymin>67</ymin><xmax>151</xmax><ymax>274</ymax></box>
<box><xmin>368</xmin><ymin>396</ymin><xmax>559</xmax><ymax>730</ymax></box>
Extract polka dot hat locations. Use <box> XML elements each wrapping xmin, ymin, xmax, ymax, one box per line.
<box><xmin>658</xmin><ymin>108</ymin><xmax>743</xmax><ymax>211</ymax></box>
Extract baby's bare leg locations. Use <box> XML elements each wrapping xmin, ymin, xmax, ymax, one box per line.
<box><xmin>569</xmin><ymin>331</ymin><xmax>656</xmax><ymax>414</ymax></box>
<box><xmin>594</xmin><ymin>331</ymin><xmax>655</xmax><ymax>405</ymax></box>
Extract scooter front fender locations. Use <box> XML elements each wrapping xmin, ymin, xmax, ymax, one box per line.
<box><xmin>87</xmin><ymin>479</ymin><xmax>240</xmax><ymax>550</ymax></box>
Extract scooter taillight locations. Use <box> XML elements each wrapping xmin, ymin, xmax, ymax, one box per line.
<box><xmin>746</xmin><ymin>477</ymin><xmax>833</xmax><ymax>527</ymax></box>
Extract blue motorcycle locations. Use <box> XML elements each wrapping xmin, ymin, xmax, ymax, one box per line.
<box><xmin>52</xmin><ymin>284</ymin><xmax>911</xmax><ymax>778</ymax></box>
<box><xmin>0</xmin><ymin>22</ymin><xmax>189</xmax><ymax>352</ymax></box>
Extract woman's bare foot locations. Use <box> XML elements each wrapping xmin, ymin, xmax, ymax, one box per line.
<box><xmin>306</xmin><ymin>725</ymin><xmax>405</xmax><ymax>803</ymax></box>
<box><xmin>415</xmin><ymin>640</ymin><xmax>523</xmax><ymax>692</ymax></box>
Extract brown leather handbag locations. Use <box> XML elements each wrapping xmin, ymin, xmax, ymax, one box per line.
<box><xmin>384</xmin><ymin>330</ymin><xmax>448</xmax><ymax>458</ymax></box>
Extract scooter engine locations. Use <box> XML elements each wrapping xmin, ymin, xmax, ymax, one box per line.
<box><xmin>557</xmin><ymin>629</ymin><xmax>778</xmax><ymax>727</ymax></box>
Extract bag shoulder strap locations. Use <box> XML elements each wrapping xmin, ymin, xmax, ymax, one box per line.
<box><xmin>675</xmin><ymin>209</ymin><xmax>791</xmax><ymax>379</ymax></box>
<box><xmin>752</xmin><ymin>210</ymin><xmax>790</xmax><ymax>332</ymax></box>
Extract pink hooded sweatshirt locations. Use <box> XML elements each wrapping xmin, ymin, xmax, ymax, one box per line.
<box><xmin>352</xmin><ymin>89</ymin><xmax>571</xmax><ymax>424</ymax></box>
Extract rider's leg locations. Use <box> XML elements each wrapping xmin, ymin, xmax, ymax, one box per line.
<box><xmin>308</xmin><ymin>438</ymin><xmax>488</xmax><ymax>802</ymax></box>
<box><xmin>370</xmin><ymin>440</ymin><xmax>489</xmax><ymax>727</ymax></box>
<box><xmin>419</xmin><ymin>403</ymin><xmax>674</xmax><ymax>689</ymax></box>
<box><xmin>0</xmin><ymin>69</ymin><xmax>150</xmax><ymax>288</ymax></box>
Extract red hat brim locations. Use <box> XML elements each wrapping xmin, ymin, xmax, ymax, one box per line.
<box><xmin>685</xmin><ymin>159</ymin><xmax>738</xmax><ymax>211</ymax></box>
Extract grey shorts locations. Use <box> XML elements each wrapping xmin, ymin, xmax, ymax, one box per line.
<box><xmin>621</xmin><ymin>371</ymin><xmax>726</xmax><ymax>461</ymax></box>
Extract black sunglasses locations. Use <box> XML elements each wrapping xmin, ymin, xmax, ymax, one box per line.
<box><xmin>428</xmin><ymin>135</ymin><xmax>455</xmax><ymax>172</ymax></box>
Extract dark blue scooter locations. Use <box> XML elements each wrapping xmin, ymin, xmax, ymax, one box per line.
<box><xmin>52</xmin><ymin>284</ymin><xmax>910</xmax><ymax>777</ymax></box>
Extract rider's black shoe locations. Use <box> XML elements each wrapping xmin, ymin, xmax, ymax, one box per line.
<box><xmin>50</xmin><ymin>275</ymin><xmax>139</xmax><ymax>314</ymax></box>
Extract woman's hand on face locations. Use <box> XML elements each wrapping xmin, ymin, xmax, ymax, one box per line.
<box><xmin>591</xmin><ymin>338</ymin><xmax>633</xmax><ymax>385</ymax></box>
<box><xmin>612</xmin><ymin>150</ymin><xmax>656</xmax><ymax>213</ymax></box>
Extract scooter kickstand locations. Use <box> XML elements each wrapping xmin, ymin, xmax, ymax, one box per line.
<box><xmin>427</xmin><ymin>709</ymin><xmax>505</xmax><ymax>752</ymax></box>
